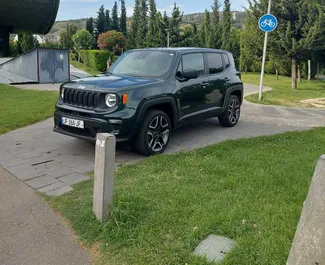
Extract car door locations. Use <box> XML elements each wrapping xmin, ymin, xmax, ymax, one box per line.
<box><xmin>204</xmin><ymin>52</ymin><xmax>227</xmax><ymax>108</ymax></box>
<box><xmin>175</xmin><ymin>52</ymin><xmax>209</xmax><ymax>119</ymax></box>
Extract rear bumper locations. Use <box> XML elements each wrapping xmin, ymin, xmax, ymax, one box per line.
<box><xmin>53</xmin><ymin>109</ymin><xmax>137</xmax><ymax>142</ymax></box>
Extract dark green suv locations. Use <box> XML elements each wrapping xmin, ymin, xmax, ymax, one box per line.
<box><xmin>54</xmin><ymin>48</ymin><xmax>243</xmax><ymax>156</ymax></box>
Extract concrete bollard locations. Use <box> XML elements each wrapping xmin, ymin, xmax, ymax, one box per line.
<box><xmin>93</xmin><ymin>133</ymin><xmax>116</xmax><ymax>223</ymax></box>
<box><xmin>286</xmin><ymin>155</ymin><xmax>325</xmax><ymax>265</ymax></box>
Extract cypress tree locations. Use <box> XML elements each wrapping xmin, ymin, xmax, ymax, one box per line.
<box><xmin>221</xmin><ymin>0</ymin><xmax>231</xmax><ymax>50</ymax></box>
<box><xmin>105</xmin><ymin>10</ymin><xmax>111</xmax><ymax>31</ymax></box>
<box><xmin>86</xmin><ymin>17</ymin><xmax>94</xmax><ymax>35</ymax></box>
<box><xmin>130</xmin><ymin>0</ymin><xmax>141</xmax><ymax>47</ymax></box>
<box><xmin>146</xmin><ymin>0</ymin><xmax>158</xmax><ymax>47</ymax></box>
<box><xmin>120</xmin><ymin>0</ymin><xmax>127</xmax><ymax>36</ymax></box>
<box><xmin>96</xmin><ymin>5</ymin><xmax>106</xmax><ymax>34</ymax></box>
<box><xmin>111</xmin><ymin>1</ymin><xmax>119</xmax><ymax>31</ymax></box>
<box><xmin>136</xmin><ymin>0</ymin><xmax>148</xmax><ymax>48</ymax></box>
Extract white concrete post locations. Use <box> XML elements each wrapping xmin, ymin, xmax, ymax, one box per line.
<box><xmin>93</xmin><ymin>133</ymin><xmax>116</xmax><ymax>223</ymax></box>
<box><xmin>286</xmin><ymin>155</ymin><xmax>325</xmax><ymax>265</ymax></box>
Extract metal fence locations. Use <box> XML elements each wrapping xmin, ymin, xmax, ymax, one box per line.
<box><xmin>0</xmin><ymin>48</ymin><xmax>70</xmax><ymax>83</ymax></box>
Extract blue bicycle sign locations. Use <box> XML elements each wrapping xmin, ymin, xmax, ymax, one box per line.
<box><xmin>259</xmin><ymin>14</ymin><xmax>278</xmax><ymax>32</ymax></box>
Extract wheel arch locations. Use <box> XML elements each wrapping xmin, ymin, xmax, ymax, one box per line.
<box><xmin>136</xmin><ymin>97</ymin><xmax>178</xmax><ymax>130</ymax></box>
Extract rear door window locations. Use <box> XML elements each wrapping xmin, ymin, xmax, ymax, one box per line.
<box><xmin>207</xmin><ymin>53</ymin><xmax>224</xmax><ymax>75</ymax></box>
<box><xmin>182</xmin><ymin>53</ymin><xmax>205</xmax><ymax>76</ymax></box>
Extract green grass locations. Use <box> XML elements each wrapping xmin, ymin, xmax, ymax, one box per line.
<box><xmin>45</xmin><ymin>128</ymin><xmax>325</xmax><ymax>265</ymax></box>
<box><xmin>242</xmin><ymin>73</ymin><xmax>325</xmax><ymax>108</ymax></box>
<box><xmin>70</xmin><ymin>60</ymin><xmax>102</xmax><ymax>76</ymax></box>
<box><xmin>0</xmin><ymin>84</ymin><xmax>58</xmax><ymax>135</ymax></box>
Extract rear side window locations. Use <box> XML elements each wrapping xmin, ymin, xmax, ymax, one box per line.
<box><xmin>207</xmin><ymin>53</ymin><xmax>224</xmax><ymax>74</ymax></box>
<box><xmin>223</xmin><ymin>54</ymin><xmax>231</xmax><ymax>68</ymax></box>
<box><xmin>182</xmin><ymin>53</ymin><xmax>205</xmax><ymax>76</ymax></box>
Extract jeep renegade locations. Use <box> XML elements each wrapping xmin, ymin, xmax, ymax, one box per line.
<box><xmin>54</xmin><ymin>48</ymin><xmax>243</xmax><ymax>156</ymax></box>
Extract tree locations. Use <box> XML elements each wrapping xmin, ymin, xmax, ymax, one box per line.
<box><xmin>146</xmin><ymin>0</ymin><xmax>159</xmax><ymax>47</ymax></box>
<box><xmin>240</xmin><ymin>6</ymin><xmax>264</xmax><ymax>73</ymax></box>
<box><xmin>129</xmin><ymin>0</ymin><xmax>141</xmax><ymax>47</ymax></box>
<box><xmin>275</xmin><ymin>0</ymin><xmax>325</xmax><ymax>88</ymax></box>
<box><xmin>202</xmin><ymin>9</ymin><xmax>212</xmax><ymax>48</ymax></box>
<box><xmin>221</xmin><ymin>0</ymin><xmax>231</xmax><ymax>50</ymax></box>
<box><xmin>105</xmin><ymin>10</ymin><xmax>111</xmax><ymax>32</ymax></box>
<box><xmin>96</xmin><ymin>5</ymin><xmax>106</xmax><ymax>34</ymax></box>
<box><xmin>86</xmin><ymin>17</ymin><xmax>94</xmax><ymax>35</ymax></box>
<box><xmin>72</xmin><ymin>29</ymin><xmax>93</xmax><ymax>49</ymax></box>
<box><xmin>111</xmin><ymin>1</ymin><xmax>119</xmax><ymax>31</ymax></box>
<box><xmin>211</xmin><ymin>0</ymin><xmax>222</xmax><ymax>48</ymax></box>
<box><xmin>60</xmin><ymin>23</ymin><xmax>77</xmax><ymax>49</ymax></box>
<box><xmin>17</xmin><ymin>33</ymin><xmax>39</xmax><ymax>53</ymax></box>
<box><xmin>136</xmin><ymin>0</ymin><xmax>148</xmax><ymax>48</ymax></box>
<box><xmin>168</xmin><ymin>3</ymin><xmax>183</xmax><ymax>47</ymax></box>
<box><xmin>120</xmin><ymin>0</ymin><xmax>127</xmax><ymax>36</ymax></box>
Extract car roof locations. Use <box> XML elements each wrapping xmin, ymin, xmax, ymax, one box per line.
<box><xmin>128</xmin><ymin>47</ymin><xmax>231</xmax><ymax>54</ymax></box>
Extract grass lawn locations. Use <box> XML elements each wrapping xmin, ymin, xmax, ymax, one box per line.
<box><xmin>242</xmin><ymin>73</ymin><xmax>325</xmax><ymax>108</ymax></box>
<box><xmin>70</xmin><ymin>60</ymin><xmax>102</xmax><ymax>76</ymax></box>
<box><xmin>0</xmin><ymin>84</ymin><xmax>58</xmax><ymax>135</ymax></box>
<box><xmin>45</xmin><ymin>128</ymin><xmax>325</xmax><ymax>265</ymax></box>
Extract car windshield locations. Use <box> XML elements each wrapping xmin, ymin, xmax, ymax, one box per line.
<box><xmin>109</xmin><ymin>50</ymin><xmax>175</xmax><ymax>78</ymax></box>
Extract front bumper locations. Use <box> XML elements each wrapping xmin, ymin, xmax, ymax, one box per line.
<box><xmin>53</xmin><ymin>108</ymin><xmax>137</xmax><ymax>142</ymax></box>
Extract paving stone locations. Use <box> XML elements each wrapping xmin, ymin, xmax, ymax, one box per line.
<box><xmin>5</xmin><ymin>163</ymin><xmax>44</xmax><ymax>181</ymax></box>
<box><xmin>25</xmin><ymin>175</ymin><xmax>58</xmax><ymax>189</ymax></box>
<box><xmin>46</xmin><ymin>167</ymin><xmax>77</xmax><ymax>178</ymax></box>
<box><xmin>262</xmin><ymin>106</ymin><xmax>281</xmax><ymax>116</ymax></box>
<box><xmin>19</xmin><ymin>151</ymin><xmax>43</xmax><ymax>160</ymax></box>
<box><xmin>58</xmin><ymin>173</ymin><xmax>89</xmax><ymax>185</ymax></box>
<box><xmin>0</xmin><ymin>158</ymin><xmax>25</xmax><ymax>167</ymax></box>
<box><xmin>284</xmin><ymin>108</ymin><xmax>314</xmax><ymax>117</ymax></box>
<box><xmin>45</xmin><ymin>185</ymin><xmax>73</xmax><ymax>197</ymax></box>
<box><xmin>194</xmin><ymin>235</ymin><xmax>236</xmax><ymax>264</ymax></box>
<box><xmin>38</xmin><ymin>181</ymin><xmax>67</xmax><ymax>193</ymax></box>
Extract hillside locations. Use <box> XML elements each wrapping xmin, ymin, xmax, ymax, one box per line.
<box><xmin>45</xmin><ymin>11</ymin><xmax>245</xmax><ymax>42</ymax></box>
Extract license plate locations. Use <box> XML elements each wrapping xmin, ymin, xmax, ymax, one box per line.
<box><xmin>61</xmin><ymin>117</ymin><xmax>84</xmax><ymax>129</ymax></box>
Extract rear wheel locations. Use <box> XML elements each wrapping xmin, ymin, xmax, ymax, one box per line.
<box><xmin>135</xmin><ymin>110</ymin><xmax>171</xmax><ymax>156</ymax></box>
<box><xmin>218</xmin><ymin>95</ymin><xmax>241</xmax><ymax>127</ymax></box>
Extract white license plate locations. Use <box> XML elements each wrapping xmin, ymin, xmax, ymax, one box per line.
<box><xmin>61</xmin><ymin>117</ymin><xmax>84</xmax><ymax>129</ymax></box>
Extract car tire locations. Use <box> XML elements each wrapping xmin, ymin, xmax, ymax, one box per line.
<box><xmin>135</xmin><ymin>110</ymin><xmax>171</xmax><ymax>156</ymax></box>
<box><xmin>218</xmin><ymin>95</ymin><xmax>241</xmax><ymax>127</ymax></box>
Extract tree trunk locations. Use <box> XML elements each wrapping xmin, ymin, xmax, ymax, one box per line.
<box><xmin>292</xmin><ymin>58</ymin><xmax>297</xmax><ymax>89</ymax></box>
<box><xmin>317</xmin><ymin>63</ymin><xmax>320</xmax><ymax>79</ymax></box>
<box><xmin>297</xmin><ymin>63</ymin><xmax>301</xmax><ymax>83</ymax></box>
<box><xmin>308</xmin><ymin>60</ymin><xmax>311</xmax><ymax>81</ymax></box>
<box><xmin>276</xmin><ymin>69</ymin><xmax>279</xmax><ymax>80</ymax></box>
<box><xmin>245</xmin><ymin>66</ymin><xmax>248</xmax><ymax>74</ymax></box>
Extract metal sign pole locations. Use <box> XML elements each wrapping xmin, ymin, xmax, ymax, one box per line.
<box><xmin>259</xmin><ymin>0</ymin><xmax>272</xmax><ymax>101</ymax></box>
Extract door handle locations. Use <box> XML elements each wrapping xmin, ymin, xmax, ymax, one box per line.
<box><xmin>201</xmin><ymin>81</ymin><xmax>209</xmax><ymax>87</ymax></box>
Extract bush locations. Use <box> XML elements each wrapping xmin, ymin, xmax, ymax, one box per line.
<box><xmin>97</xmin><ymin>31</ymin><xmax>126</xmax><ymax>55</ymax></box>
<box><xmin>80</xmin><ymin>50</ymin><xmax>118</xmax><ymax>72</ymax></box>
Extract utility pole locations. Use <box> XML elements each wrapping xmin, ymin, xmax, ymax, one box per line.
<box><xmin>165</xmin><ymin>29</ymin><xmax>170</xmax><ymax>48</ymax></box>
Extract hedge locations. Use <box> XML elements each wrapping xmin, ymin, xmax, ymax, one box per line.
<box><xmin>80</xmin><ymin>50</ymin><xmax>119</xmax><ymax>72</ymax></box>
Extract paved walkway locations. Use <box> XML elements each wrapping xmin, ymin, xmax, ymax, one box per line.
<box><xmin>0</xmin><ymin>166</ymin><xmax>90</xmax><ymax>265</ymax></box>
<box><xmin>0</xmin><ymin>84</ymin><xmax>324</xmax><ymax>197</ymax></box>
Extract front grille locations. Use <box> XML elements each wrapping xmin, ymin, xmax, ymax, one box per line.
<box><xmin>63</xmin><ymin>88</ymin><xmax>99</xmax><ymax>109</ymax></box>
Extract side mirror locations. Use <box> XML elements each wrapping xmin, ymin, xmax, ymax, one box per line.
<box><xmin>183</xmin><ymin>69</ymin><xmax>199</xmax><ymax>80</ymax></box>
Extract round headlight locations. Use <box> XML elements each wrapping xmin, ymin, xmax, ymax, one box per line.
<box><xmin>105</xmin><ymin>94</ymin><xmax>117</xmax><ymax>108</ymax></box>
<box><xmin>61</xmin><ymin>88</ymin><xmax>65</xmax><ymax>99</ymax></box>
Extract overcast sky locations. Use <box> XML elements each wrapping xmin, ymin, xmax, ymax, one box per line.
<box><xmin>57</xmin><ymin>0</ymin><xmax>247</xmax><ymax>21</ymax></box>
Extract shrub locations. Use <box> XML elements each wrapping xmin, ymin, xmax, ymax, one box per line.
<box><xmin>73</xmin><ymin>29</ymin><xmax>93</xmax><ymax>50</ymax></box>
<box><xmin>97</xmin><ymin>31</ymin><xmax>126</xmax><ymax>54</ymax></box>
<box><xmin>80</xmin><ymin>50</ymin><xmax>118</xmax><ymax>72</ymax></box>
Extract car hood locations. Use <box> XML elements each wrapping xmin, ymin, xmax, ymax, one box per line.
<box><xmin>64</xmin><ymin>75</ymin><xmax>159</xmax><ymax>92</ymax></box>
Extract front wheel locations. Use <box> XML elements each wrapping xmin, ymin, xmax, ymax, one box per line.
<box><xmin>135</xmin><ymin>110</ymin><xmax>171</xmax><ymax>156</ymax></box>
<box><xmin>218</xmin><ymin>95</ymin><xmax>241</xmax><ymax>127</ymax></box>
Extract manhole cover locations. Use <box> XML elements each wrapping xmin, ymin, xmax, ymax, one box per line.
<box><xmin>193</xmin><ymin>234</ymin><xmax>235</xmax><ymax>263</ymax></box>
